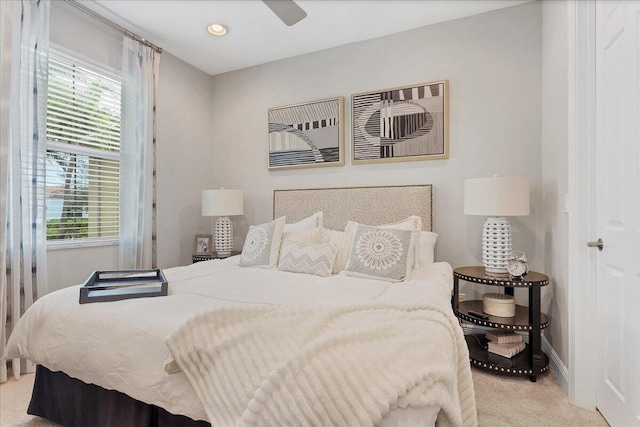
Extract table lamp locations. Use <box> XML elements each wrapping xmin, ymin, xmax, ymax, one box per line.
<box><xmin>464</xmin><ymin>176</ymin><xmax>530</xmax><ymax>274</ymax></box>
<box><xmin>201</xmin><ymin>189</ymin><xmax>244</xmax><ymax>256</ymax></box>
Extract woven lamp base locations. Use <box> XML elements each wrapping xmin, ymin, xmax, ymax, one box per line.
<box><xmin>214</xmin><ymin>216</ymin><xmax>233</xmax><ymax>256</ymax></box>
<box><xmin>482</xmin><ymin>216</ymin><xmax>512</xmax><ymax>274</ymax></box>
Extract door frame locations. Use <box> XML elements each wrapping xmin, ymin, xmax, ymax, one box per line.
<box><xmin>567</xmin><ymin>0</ymin><xmax>598</xmax><ymax>410</ymax></box>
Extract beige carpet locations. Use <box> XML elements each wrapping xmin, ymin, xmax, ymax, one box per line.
<box><xmin>0</xmin><ymin>368</ymin><xmax>609</xmax><ymax>427</ymax></box>
<box><xmin>472</xmin><ymin>369</ymin><xmax>609</xmax><ymax>427</ymax></box>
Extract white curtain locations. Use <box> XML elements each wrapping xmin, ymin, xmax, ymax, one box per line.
<box><xmin>119</xmin><ymin>37</ymin><xmax>159</xmax><ymax>270</ymax></box>
<box><xmin>0</xmin><ymin>0</ymin><xmax>50</xmax><ymax>383</ymax></box>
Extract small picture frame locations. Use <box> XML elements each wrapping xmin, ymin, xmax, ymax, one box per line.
<box><xmin>193</xmin><ymin>234</ymin><xmax>213</xmax><ymax>256</ymax></box>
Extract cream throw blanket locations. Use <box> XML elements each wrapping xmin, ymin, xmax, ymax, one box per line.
<box><xmin>165</xmin><ymin>303</ymin><xmax>477</xmax><ymax>427</ymax></box>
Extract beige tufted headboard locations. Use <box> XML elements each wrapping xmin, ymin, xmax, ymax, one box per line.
<box><xmin>273</xmin><ymin>185</ymin><xmax>432</xmax><ymax>231</ymax></box>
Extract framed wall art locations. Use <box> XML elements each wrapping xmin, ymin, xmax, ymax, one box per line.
<box><xmin>352</xmin><ymin>80</ymin><xmax>448</xmax><ymax>164</ymax></box>
<box><xmin>268</xmin><ymin>97</ymin><xmax>344</xmax><ymax>170</ymax></box>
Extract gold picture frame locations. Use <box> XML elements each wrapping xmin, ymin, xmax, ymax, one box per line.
<box><xmin>351</xmin><ymin>80</ymin><xmax>449</xmax><ymax>164</ymax></box>
<box><xmin>268</xmin><ymin>96</ymin><xmax>344</xmax><ymax>170</ymax></box>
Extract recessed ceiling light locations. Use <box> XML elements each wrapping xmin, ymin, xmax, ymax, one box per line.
<box><xmin>207</xmin><ymin>24</ymin><xmax>227</xmax><ymax>36</ymax></box>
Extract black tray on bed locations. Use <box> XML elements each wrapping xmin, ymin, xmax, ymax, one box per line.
<box><xmin>79</xmin><ymin>269</ymin><xmax>168</xmax><ymax>304</ymax></box>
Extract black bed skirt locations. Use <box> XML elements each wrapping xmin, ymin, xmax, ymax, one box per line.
<box><xmin>29</xmin><ymin>366</ymin><xmax>211</xmax><ymax>427</ymax></box>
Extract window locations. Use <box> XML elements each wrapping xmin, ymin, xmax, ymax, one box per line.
<box><xmin>46</xmin><ymin>49</ymin><xmax>121</xmax><ymax>244</ymax></box>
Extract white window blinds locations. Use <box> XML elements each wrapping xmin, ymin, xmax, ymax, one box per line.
<box><xmin>46</xmin><ymin>49</ymin><xmax>121</xmax><ymax>242</ymax></box>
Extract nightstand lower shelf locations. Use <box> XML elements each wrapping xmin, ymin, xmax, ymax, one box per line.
<box><xmin>466</xmin><ymin>333</ymin><xmax>549</xmax><ymax>380</ymax></box>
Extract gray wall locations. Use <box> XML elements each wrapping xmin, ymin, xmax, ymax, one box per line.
<box><xmin>209</xmin><ymin>2</ymin><xmax>543</xmax><ymax>298</ymax></box>
<box><xmin>47</xmin><ymin>0</ymin><xmax>569</xmax><ymax>373</ymax></box>
<box><xmin>541</xmin><ymin>0</ymin><xmax>570</xmax><ymax>370</ymax></box>
<box><xmin>155</xmin><ymin>54</ymin><xmax>215</xmax><ymax>268</ymax></box>
<box><xmin>47</xmin><ymin>2</ymin><xmax>214</xmax><ymax>291</ymax></box>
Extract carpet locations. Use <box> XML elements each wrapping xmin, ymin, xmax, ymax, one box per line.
<box><xmin>472</xmin><ymin>369</ymin><xmax>609</xmax><ymax>427</ymax></box>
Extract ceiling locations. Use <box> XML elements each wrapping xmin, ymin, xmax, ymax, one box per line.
<box><xmin>80</xmin><ymin>0</ymin><xmax>532</xmax><ymax>76</ymax></box>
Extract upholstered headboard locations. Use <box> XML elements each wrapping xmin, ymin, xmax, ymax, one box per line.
<box><xmin>273</xmin><ymin>185</ymin><xmax>432</xmax><ymax>231</ymax></box>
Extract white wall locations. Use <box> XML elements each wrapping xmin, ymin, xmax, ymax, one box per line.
<box><xmin>50</xmin><ymin>1</ymin><xmax>122</xmax><ymax>71</ymax></box>
<box><xmin>46</xmin><ymin>0</ymin><xmax>571</xmax><ymax>385</ymax></box>
<box><xmin>155</xmin><ymin>54</ymin><xmax>215</xmax><ymax>268</ymax></box>
<box><xmin>46</xmin><ymin>2</ymin><xmax>214</xmax><ymax>291</ymax></box>
<box><xmin>541</xmin><ymin>1</ymin><xmax>570</xmax><ymax>371</ymax></box>
<box><xmin>209</xmin><ymin>2</ymin><xmax>543</xmax><ymax>300</ymax></box>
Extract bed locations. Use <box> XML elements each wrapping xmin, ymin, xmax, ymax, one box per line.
<box><xmin>5</xmin><ymin>185</ymin><xmax>477</xmax><ymax>427</ymax></box>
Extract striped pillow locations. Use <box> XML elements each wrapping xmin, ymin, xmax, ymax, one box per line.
<box><xmin>278</xmin><ymin>241</ymin><xmax>337</xmax><ymax>277</ymax></box>
<box><xmin>318</xmin><ymin>228</ymin><xmax>354</xmax><ymax>274</ymax></box>
<box><xmin>278</xmin><ymin>227</ymin><xmax>321</xmax><ymax>257</ymax></box>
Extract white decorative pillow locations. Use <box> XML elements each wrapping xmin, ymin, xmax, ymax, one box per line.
<box><xmin>283</xmin><ymin>211</ymin><xmax>323</xmax><ymax>232</ymax></box>
<box><xmin>345</xmin><ymin>216</ymin><xmax>423</xmax><ymax>268</ymax></box>
<box><xmin>278</xmin><ymin>227</ymin><xmax>321</xmax><ymax>259</ymax></box>
<box><xmin>342</xmin><ymin>224</ymin><xmax>416</xmax><ymax>282</ymax></box>
<box><xmin>278</xmin><ymin>241</ymin><xmax>337</xmax><ymax>277</ymax></box>
<box><xmin>318</xmin><ymin>228</ymin><xmax>354</xmax><ymax>274</ymax></box>
<box><xmin>417</xmin><ymin>231</ymin><xmax>438</xmax><ymax>267</ymax></box>
<box><xmin>344</xmin><ymin>215</ymin><xmax>422</xmax><ymax>234</ymax></box>
<box><xmin>238</xmin><ymin>216</ymin><xmax>285</xmax><ymax>269</ymax></box>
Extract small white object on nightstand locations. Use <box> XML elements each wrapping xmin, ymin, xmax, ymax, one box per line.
<box><xmin>482</xmin><ymin>293</ymin><xmax>516</xmax><ymax>317</ymax></box>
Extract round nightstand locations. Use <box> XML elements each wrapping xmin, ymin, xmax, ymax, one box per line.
<box><xmin>192</xmin><ymin>251</ymin><xmax>241</xmax><ymax>263</ymax></box>
<box><xmin>453</xmin><ymin>266</ymin><xmax>550</xmax><ymax>382</ymax></box>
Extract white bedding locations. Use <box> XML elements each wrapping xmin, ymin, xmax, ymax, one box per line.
<box><xmin>5</xmin><ymin>258</ymin><xmax>471</xmax><ymax>425</ymax></box>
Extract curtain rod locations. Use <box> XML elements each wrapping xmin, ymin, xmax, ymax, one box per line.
<box><xmin>63</xmin><ymin>0</ymin><xmax>163</xmax><ymax>54</ymax></box>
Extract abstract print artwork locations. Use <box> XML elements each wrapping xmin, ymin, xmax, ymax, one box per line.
<box><xmin>268</xmin><ymin>97</ymin><xmax>344</xmax><ymax>170</ymax></box>
<box><xmin>352</xmin><ymin>80</ymin><xmax>448</xmax><ymax>163</ymax></box>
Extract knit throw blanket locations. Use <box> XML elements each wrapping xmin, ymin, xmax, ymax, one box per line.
<box><xmin>165</xmin><ymin>303</ymin><xmax>477</xmax><ymax>427</ymax></box>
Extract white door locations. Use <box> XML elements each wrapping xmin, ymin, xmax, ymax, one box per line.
<box><xmin>595</xmin><ymin>1</ymin><xmax>640</xmax><ymax>425</ymax></box>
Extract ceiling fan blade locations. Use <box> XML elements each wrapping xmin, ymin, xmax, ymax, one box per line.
<box><xmin>262</xmin><ymin>0</ymin><xmax>307</xmax><ymax>26</ymax></box>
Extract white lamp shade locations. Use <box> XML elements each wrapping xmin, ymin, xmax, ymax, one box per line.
<box><xmin>464</xmin><ymin>177</ymin><xmax>530</xmax><ymax>217</ymax></box>
<box><xmin>201</xmin><ymin>189</ymin><xmax>244</xmax><ymax>217</ymax></box>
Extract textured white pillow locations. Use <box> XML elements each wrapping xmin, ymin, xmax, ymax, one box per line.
<box><xmin>278</xmin><ymin>227</ymin><xmax>322</xmax><ymax>259</ymax></box>
<box><xmin>342</xmin><ymin>224</ymin><xmax>417</xmax><ymax>282</ymax></box>
<box><xmin>278</xmin><ymin>241</ymin><xmax>337</xmax><ymax>277</ymax></box>
<box><xmin>283</xmin><ymin>211</ymin><xmax>323</xmax><ymax>232</ymax></box>
<box><xmin>344</xmin><ymin>215</ymin><xmax>422</xmax><ymax>234</ymax></box>
<box><xmin>417</xmin><ymin>231</ymin><xmax>438</xmax><ymax>267</ymax></box>
<box><xmin>238</xmin><ymin>216</ymin><xmax>285</xmax><ymax>269</ymax></box>
<box><xmin>345</xmin><ymin>216</ymin><xmax>423</xmax><ymax>268</ymax></box>
<box><xmin>318</xmin><ymin>228</ymin><xmax>354</xmax><ymax>274</ymax></box>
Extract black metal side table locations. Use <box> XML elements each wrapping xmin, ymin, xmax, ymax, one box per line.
<box><xmin>453</xmin><ymin>266</ymin><xmax>550</xmax><ymax>382</ymax></box>
<box><xmin>192</xmin><ymin>251</ymin><xmax>241</xmax><ymax>263</ymax></box>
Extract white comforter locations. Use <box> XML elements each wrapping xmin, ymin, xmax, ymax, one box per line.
<box><xmin>5</xmin><ymin>258</ymin><xmax>473</xmax><ymax>424</ymax></box>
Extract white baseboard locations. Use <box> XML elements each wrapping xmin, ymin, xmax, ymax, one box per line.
<box><xmin>542</xmin><ymin>335</ymin><xmax>569</xmax><ymax>393</ymax></box>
